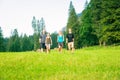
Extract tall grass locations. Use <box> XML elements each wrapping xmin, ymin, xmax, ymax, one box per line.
<box><xmin>0</xmin><ymin>46</ymin><xmax>120</xmax><ymax>80</ymax></box>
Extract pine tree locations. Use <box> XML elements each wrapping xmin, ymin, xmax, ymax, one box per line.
<box><xmin>89</xmin><ymin>0</ymin><xmax>120</xmax><ymax>45</ymax></box>
<box><xmin>28</xmin><ymin>35</ymin><xmax>34</xmax><ymax>50</ymax></box>
<box><xmin>32</xmin><ymin>16</ymin><xmax>37</xmax><ymax>33</ymax></box>
<box><xmin>89</xmin><ymin>0</ymin><xmax>105</xmax><ymax>46</ymax></box>
<box><xmin>80</xmin><ymin>2</ymin><xmax>98</xmax><ymax>47</ymax></box>
<box><xmin>21</xmin><ymin>34</ymin><xmax>32</xmax><ymax>51</ymax></box>
<box><xmin>40</xmin><ymin>17</ymin><xmax>46</xmax><ymax>33</ymax></box>
<box><xmin>99</xmin><ymin>0</ymin><xmax>120</xmax><ymax>45</ymax></box>
<box><xmin>67</xmin><ymin>1</ymin><xmax>77</xmax><ymax>30</ymax></box>
<box><xmin>32</xmin><ymin>16</ymin><xmax>38</xmax><ymax>51</ymax></box>
<box><xmin>37</xmin><ymin>20</ymin><xmax>41</xmax><ymax>34</ymax></box>
<box><xmin>67</xmin><ymin>1</ymin><xmax>80</xmax><ymax>48</ymax></box>
<box><xmin>0</xmin><ymin>27</ymin><xmax>5</xmax><ymax>51</ymax></box>
<box><xmin>79</xmin><ymin>0</ymin><xmax>120</xmax><ymax>46</ymax></box>
<box><xmin>7</xmin><ymin>29</ymin><xmax>21</xmax><ymax>52</ymax></box>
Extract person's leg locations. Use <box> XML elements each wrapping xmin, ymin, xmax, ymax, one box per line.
<box><xmin>68</xmin><ymin>42</ymin><xmax>71</xmax><ymax>51</ymax></box>
<box><xmin>59</xmin><ymin>43</ymin><xmax>62</xmax><ymax>52</ymax></box>
<box><xmin>58</xmin><ymin>43</ymin><xmax>61</xmax><ymax>52</ymax></box>
<box><xmin>71</xmin><ymin>42</ymin><xmax>74</xmax><ymax>53</ymax></box>
<box><xmin>45</xmin><ymin>44</ymin><xmax>48</xmax><ymax>53</ymax></box>
<box><xmin>48</xmin><ymin>44</ymin><xmax>50</xmax><ymax>53</ymax></box>
<box><xmin>59</xmin><ymin>45</ymin><xmax>61</xmax><ymax>52</ymax></box>
<box><xmin>41</xmin><ymin>43</ymin><xmax>43</xmax><ymax>52</ymax></box>
<box><xmin>43</xmin><ymin>43</ymin><xmax>46</xmax><ymax>52</ymax></box>
<box><xmin>58</xmin><ymin>43</ymin><xmax>60</xmax><ymax>51</ymax></box>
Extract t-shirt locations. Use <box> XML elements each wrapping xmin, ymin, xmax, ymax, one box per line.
<box><xmin>46</xmin><ymin>37</ymin><xmax>51</xmax><ymax>44</ymax></box>
<box><xmin>57</xmin><ymin>35</ymin><xmax>64</xmax><ymax>43</ymax></box>
<box><xmin>40</xmin><ymin>34</ymin><xmax>46</xmax><ymax>43</ymax></box>
<box><xmin>66</xmin><ymin>33</ymin><xmax>74</xmax><ymax>42</ymax></box>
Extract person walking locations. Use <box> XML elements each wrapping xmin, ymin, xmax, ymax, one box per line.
<box><xmin>39</xmin><ymin>30</ymin><xmax>47</xmax><ymax>52</ymax></box>
<box><xmin>45</xmin><ymin>33</ymin><xmax>52</xmax><ymax>53</ymax></box>
<box><xmin>57</xmin><ymin>31</ymin><xmax>64</xmax><ymax>53</ymax></box>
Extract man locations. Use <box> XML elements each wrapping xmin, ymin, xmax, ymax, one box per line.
<box><xmin>39</xmin><ymin>30</ymin><xmax>46</xmax><ymax>52</ymax></box>
<box><xmin>66</xmin><ymin>28</ymin><xmax>74</xmax><ymax>53</ymax></box>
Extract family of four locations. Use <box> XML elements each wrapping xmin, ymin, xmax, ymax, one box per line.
<box><xmin>39</xmin><ymin>28</ymin><xmax>74</xmax><ymax>53</ymax></box>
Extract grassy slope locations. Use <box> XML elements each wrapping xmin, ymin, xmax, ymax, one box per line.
<box><xmin>0</xmin><ymin>46</ymin><xmax>120</xmax><ymax>80</ymax></box>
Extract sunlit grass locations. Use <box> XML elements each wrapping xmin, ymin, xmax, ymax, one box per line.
<box><xmin>0</xmin><ymin>46</ymin><xmax>120</xmax><ymax>80</ymax></box>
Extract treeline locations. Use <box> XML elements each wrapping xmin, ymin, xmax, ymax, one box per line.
<box><xmin>80</xmin><ymin>0</ymin><xmax>120</xmax><ymax>46</ymax></box>
<box><xmin>0</xmin><ymin>16</ymin><xmax>60</xmax><ymax>52</ymax></box>
<box><xmin>0</xmin><ymin>27</ymin><xmax>60</xmax><ymax>52</ymax></box>
<box><xmin>67</xmin><ymin>0</ymin><xmax>120</xmax><ymax>48</ymax></box>
<box><xmin>0</xmin><ymin>28</ymin><xmax>34</xmax><ymax>52</ymax></box>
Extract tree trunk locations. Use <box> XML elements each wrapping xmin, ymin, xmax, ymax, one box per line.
<box><xmin>103</xmin><ymin>41</ymin><xmax>106</xmax><ymax>46</ymax></box>
<box><xmin>99</xmin><ymin>40</ymin><xmax>102</xmax><ymax>46</ymax></box>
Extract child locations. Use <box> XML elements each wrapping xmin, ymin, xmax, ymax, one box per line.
<box><xmin>45</xmin><ymin>33</ymin><xmax>52</xmax><ymax>53</ymax></box>
<box><xmin>57</xmin><ymin>31</ymin><xmax>64</xmax><ymax>52</ymax></box>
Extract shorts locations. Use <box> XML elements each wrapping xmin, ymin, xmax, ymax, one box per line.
<box><xmin>45</xmin><ymin>44</ymin><xmax>51</xmax><ymax>49</ymax></box>
<box><xmin>68</xmin><ymin>42</ymin><xmax>74</xmax><ymax>49</ymax></box>
<box><xmin>58</xmin><ymin>42</ymin><xmax>63</xmax><ymax>47</ymax></box>
<box><xmin>40</xmin><ymin>43</ymin><xmax>46</xmax><ymax>49</ymax></box>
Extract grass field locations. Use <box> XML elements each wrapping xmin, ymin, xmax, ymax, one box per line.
<box><xmin>0</xmin><ymin>46</ymin><xmax>120</xmax><ymax>80</ymax></box>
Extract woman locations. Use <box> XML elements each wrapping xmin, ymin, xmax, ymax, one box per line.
<box><xmin>57</xmin><ymin>31</ymin><xmax>64</xmax><ymax>52</ymax></box>
<box><xmin>45</xmin><ymin>33</ymin><xmax>52</xmax><ymax>53</ymax></box>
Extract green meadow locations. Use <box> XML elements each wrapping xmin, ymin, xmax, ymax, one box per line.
<box><xmin>0</xmin><ymin>46</ymin><xmax>120</xmax><ymax>80</ymax></box>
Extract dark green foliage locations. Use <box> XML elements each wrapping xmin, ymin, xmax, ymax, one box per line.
<box><xmin>79</xmin><ymin>0</ymin><xmax>120</xmax><ymax>46</ymax></box>
<box><xmin>7</xmin><ymin>29</ymin><xmax>21</xmax><ymax>52</ymax></box>
<box><xmin>63</xmin><ymin>31</ymin><xmax>67</xmax><ymax>49</ymax></box>
<box><xmin>0</xmin><ymin>27</ymin><xmax>5</xmax><ymax>51</ymax></box>
<box><xmin>99</xmin><ymin>0</ymin><xmax>120</xmax><ymax>45</ymax></box>
<box><xmin>80</xmin><ymin>1</ymin><xmax>98</xmax><ymax>47</ymax></box>
<box><xmin>3</xmin><ymin>38</ymin><xmax>9</xmax><ymax>52</ymax></box>
<box><xmin>33</xmin><ymin>33</ymin><xmax>40</xmax><ymax>51</ymax></box>
<box><xmin>72</xmin><ymin>22</ymin><xmax>81</xmax><ymax>48</ymax></box>
<box><xmin>7</xmin><ymin>32</ymin><xmax>34</xmax><ymax>52</ymax></box>
<box><xmin>51</xmin><ymin>32</ymin><xmax>58</xmax><ymax>49</ymax></box>
<box><xmin>28</xmin><ymin>35</ymin><xmax>34</xmax><ymax>50</ymax></box>
<box><xmin>21</xmin><ymin>34</ymin><xmax>34</xmax><ymax>51</ymax></box>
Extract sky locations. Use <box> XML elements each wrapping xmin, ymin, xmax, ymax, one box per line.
<box><xmin>0</xmin><ymin>0</ymin><xmax>90</xmax><ymax>37</ymax></box>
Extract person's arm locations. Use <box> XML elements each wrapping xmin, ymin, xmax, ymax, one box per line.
<box><xmin>66</xmin><ymin>34</ymin><xmax>68</xmax><ymax>43</ymax></box>
<box><xmin>45</xmin><ymin>37</ymin><xmax>47</xmax><ymax>44</ymax></box>
<box><xmin>73</xmin><ymin>38</ymin><xmax>74</xmax><ymax>43</ymax></box>
<box><xmin>63</xmin><ymin>35</ymin><xmax>64</xmax><ymax>42</ymax></box>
